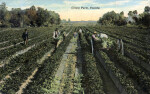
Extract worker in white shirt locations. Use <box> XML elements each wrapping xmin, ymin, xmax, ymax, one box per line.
<box><xmin>53</xmin><ymin>28</ymin><xmax>60</xmax><ymax>50</ymax></box>
<box><xmin>78</xmin><ymin>29</ymin><xmax>82</xmax><ymax>41</ymax></box>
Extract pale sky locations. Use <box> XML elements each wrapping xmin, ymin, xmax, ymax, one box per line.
<box><xmin>0</xmin><ymin>0</ymin><xmax>150</xmax><ymax>21</ymax></box>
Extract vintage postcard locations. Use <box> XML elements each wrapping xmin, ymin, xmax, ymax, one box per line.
<box><xmin>0</xmin><ymin>0</ymin><xmax>150</xmax><ymax>94</ymax></box>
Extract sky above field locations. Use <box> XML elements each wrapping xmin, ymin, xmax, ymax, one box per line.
<box><xmin>0</xmin><ymin>0</ymin><xmax>150</xmax><ymax>21</ymax></box>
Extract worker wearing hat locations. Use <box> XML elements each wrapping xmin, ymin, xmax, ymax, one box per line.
<box><xmin>92</xmin><ymin>31</ymin><xmax>99</xmax><ymax>41</ymax></box>
<box><xmin>78</xmin><ymin>28</ymin><xmax>82</xmax><ymax>42</ymax></box>
<box><xmin>53</xmin><ymin>28</ymin><xmax>60</xmax><ymax>50</ymax></box>
<box><xmin>91</xmin><ymin>31</ymin><xmax>100</xmax><ymax>54</ymax></box>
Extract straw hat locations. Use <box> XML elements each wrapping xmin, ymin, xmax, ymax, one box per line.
<box><xmin>94</xmin><ymin>31</ymin><xmax>97</xmax><ymax>34</ymax></box>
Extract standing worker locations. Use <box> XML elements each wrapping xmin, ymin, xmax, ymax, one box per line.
<box><xmin>22</xmin><ymin>29</ymin><xmax>28</xmax><ymax>45</ymax></box>
<box><xmin>117</xmin><ymin>39</ymin><xmax>124</xmax><ymax>55</ymax></box>
<box><xmin>121</xmin><ymin>39</ymin><xmax>124</xmax><ymax>55</ymax></box>
<box><xmin>73</xmin><ymin>32</ymin><xmax>77</xmax><ymax>38</ymax></box>
<box><xmin>78</xmin><ymin>29</ymin><xmax>82</xmax><ymax>40</ymax></box>
<box><xmin>91</xmin><ymin>31</ymin><xmax>99</xmax><ymax>54</ymax></box>
<box><xmin>53</xmin><ymin>28</ymin><xmax>60</xmax><ymax>50</ymax></box>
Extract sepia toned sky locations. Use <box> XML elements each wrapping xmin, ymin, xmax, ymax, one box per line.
<box><xmin>0</xmin><ymin>0</ymin><xmax>150</xmax><ymax>21</ymax></box>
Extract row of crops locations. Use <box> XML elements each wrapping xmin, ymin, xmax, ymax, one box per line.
<box><xmin>1</xmin><ymin>26</ymin><xmax>115</xmax><ymax>94</ymax></box>
<box><xmin>81</xmin><ymin>26</ymin><xmax>150</xmax><ymax>94</ymax></box>
<box><xmin>80</xmin><ymin>32</ymin><xmax>105</xmax><ymax>94</ymax></box>
<box><xmin>0</xmin><ymin>26</ymin><xmax>71</xmax><ymax>62</ymax></box>
<box><xmin>86</xmin><ymin>26</ymin><xmax>150</xmax><ymax>72</ymax></box>
<box><xmin>0</xmin><ymin>26</ymin><xmax>77</xmax><ymax>94</ymax></box>
<box><xmin>0</xmin><ymin>25</ymin><xmax>149</xmax><ymax>94</ymax></box>
<box><xmin>23</xmin><ymin>27</ymin><xmax>78</xmax><ymax>94</ymax></box>
<box><xmin>93</xmin><ymin>26</ymin><xmax>150</xmax><ymax>64</ymax></box>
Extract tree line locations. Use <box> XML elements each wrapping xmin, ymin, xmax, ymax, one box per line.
<box><xmin>0</xmin><ymin>2</ymin><xmax>61</xmax><ymax>28</ymax></box>
<box><xmin>98</xmin><ymin>6</ymin><xmax>150</xmax><ymax>28</ymax></box>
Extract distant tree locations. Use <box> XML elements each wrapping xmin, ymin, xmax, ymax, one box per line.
<box><xmin>133</xmin><ymin>10</ymin><xmax>138</xmax><ymax>14</ymax></box>
<box><xmin>26</xmin><ymin>6</ymin><xmax>37</xmax><ymax>26</ymax></box>
<box><xmin>0</xmin><ymin>2</ymin><xmax>11</xmax><ymax>27</ymax></box>
<box><xmin>128</xmin><ymin>11</ymin><xmax>134</xmax><ymax>16</ymax></box>
<box><xmin>127</xmin><ymin>10</ymin><xmax>139</xmax><ymax>24</ymax></box>
<box><xmin>144</xmin><ymin>6</ymin><xmax>150</xmax><ymax>13</ymax></box>
<box><xmin>0</xmin><ymin>2</ymin><xmax>61</xmax><ymax>28</ymax></box>
<box><xmin>36</xmin><ymin>7</ymin><xmax>50</xmax><ymax>26</ymax></box>
<box><xmin>49</xmin><ymin>11</ymin><xmax>60</xmax><ymax>25</ymax></box>
<box><xmin>142</xmin><ymin>14</ymin><xmax>150</xmax><ymax>28</ymax></box>
<box><xmin>138</xmin><ymin>6</ymin><xmax>150</xmax><ymax>27</ymax></box>
<box><xmin>133</xmin><ymin>10</ymin><xmax>139</xmax><ymax>23</ymax></box>
<box><xmin>23</xmin><ymin>15</ymin><xmax>30</xmax><ymax>26</ymax></box>
<box><xmin>120</xmin><ymin>11</ymin><xmax>124</xmax><ymax>16</ymax></box>
<box><xmin>98</xmin><ymin>11</ymin><xmax>127</xmax><ymax>26</ymax></box>
<box><xmin>9</xmin><ymin>8</ymin><xmax>22</xmax><ymax>27</ymax></box>
<box><xmin>120</xmin><ymin>11</ymin><xmax>124</xmax><ymax>19</ymax></box>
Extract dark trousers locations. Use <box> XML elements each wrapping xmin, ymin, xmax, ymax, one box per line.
<box><xmin>79</xmin><ymin>33</ymin><xmax>81</xmax><ymax>40</ymax></box>
<box><xmin>54</xmin><ymin>39</ymin><xmax>58</xmax><ymax>50</ymax></box>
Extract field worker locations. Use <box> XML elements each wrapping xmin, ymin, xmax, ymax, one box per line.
<box><xmin>91</xmin><ymin>31</ymin><xmax>99</xmax><ymax>54</ymax></box>
<box><xmin>121</xmin><ymin>39</ymin><xmax>124</xmax><ymax>55</ymax></box>
<box><xmin>92</xmin><ymin>31</ymin><xmax>99</xmax><ymax>41</ymax></box>
<box><xmin>22</xmin><ymin>29</ymin><xmax>28</xmax><ymax>45</ymax></box>
<box><xmin>53</xmin><ymin>28</ymin><xmax>60</xmax><ymax>50</ymax></box>
<box><xmin>74</xmin><ymin>32</ymin><xmax>78</xmax><ymax>38</ymax></box>
<box><xmin>117</xmin><ymin>39</ymin><xmax>124</xmax><ymax>55</ymax></box>
<box><xmin>117</xmin><ymin>39</ymin><xmax>120</xmax><ymax>50</ymax></box>
<box><xmin>78</xmin><ymin>29</ymin><xmax>82</xmax><ymax>40</ymax></box>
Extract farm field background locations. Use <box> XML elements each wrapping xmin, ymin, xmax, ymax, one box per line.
<box><xmin>0</xmin><ymin>25</ymin><xmax>149</xmax><ymax>94</ymax></box>
<box><xmin>0</xmin><ymin>0</ymin><xmax>150</xmax><ymax>94</ymax></box>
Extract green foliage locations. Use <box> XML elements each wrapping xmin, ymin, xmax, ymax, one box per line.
<box><xmin>0</xmin><ymin>2</ymin><xmax>61</xmax><ymax>28</ymax></box>
<box><xmin>98</xmin><ymin>11</ymin><xmax>127</xmax><ymax>26</ymax></box>
<box><xmin>98</xmin><ymin>6</ymin><xmax>150</xmax><ymax>28</ymax></box>
<box><xmin>89</xmin><ymin>26</ymin><xmax>150</xmax><ymax>94</ymax></box>
<box><xmin>80</xmin><ymin>30</ymin><xmax>105</xmax><ymax>94</ymax></box>
<box><xmin>73</xmin><ymin>74</ymin><xmax>84</xmax><ymax>94</ymax></box>
<box><xmin>22</xmin><ymin>27</ymin><xmax>75</xmax><ymax>94</ymax></box>
<box><xmin>144</xmin><ymin>6</ymin><xmax>150</xmax><ymax>13</ymax></box>
<box><xmin>141</xmin><ymin>13</ymin><xmax>150</xmax><ymax>27</ymax></box>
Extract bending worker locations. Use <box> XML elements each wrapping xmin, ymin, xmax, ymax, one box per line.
<box><xmin>91</xmin><ymin>31</ymin><xmax>111</xmax><ymax>54</ymax></box>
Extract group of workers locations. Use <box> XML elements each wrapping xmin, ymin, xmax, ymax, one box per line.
<box><xmin>91</xmin><ymin>31</ymin><xmax>124</xmax><ymax>55</ymax></box>
<box><xmin>21</xmin><ymin>27</ymin><xmax>124</xmax><ymax>55</ymax></box>
<box><xmin>22</xmin><ymin>28</ymin><xmax>66</xmax><ymax>48</ymax></box>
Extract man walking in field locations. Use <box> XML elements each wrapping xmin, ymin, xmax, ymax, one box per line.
<box><xmin>22</xmin><ymin>29</ymin><xmax>28</xmax><ymax>45</ymax></box>
<box><xmin>73</xmin><ymin>32</ymin><xmax>77</xmax><ymax>38</ymax></box>
<box><xmin>78</xmin><ymin>29</ymin><xmax>82</xmax><ymax>40</ymax></box>
<box><xmin>53</xmin><ymin>28</ymin><xmax>60</xmax><ymax>50</ymax></box>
